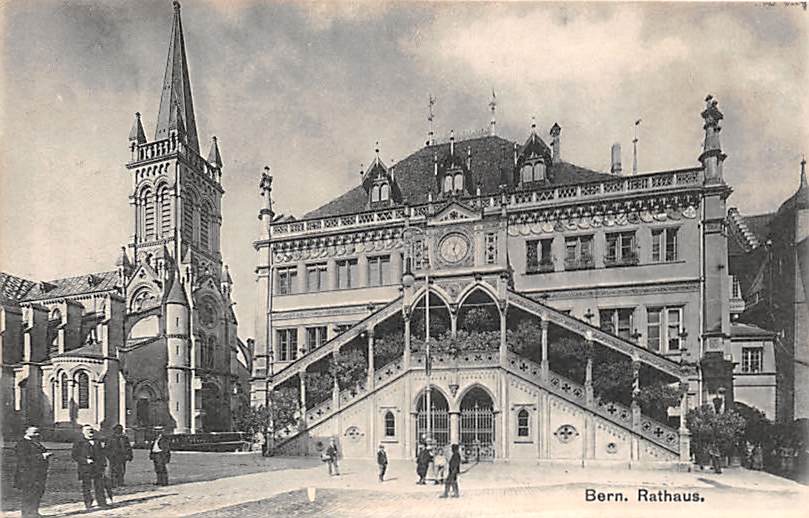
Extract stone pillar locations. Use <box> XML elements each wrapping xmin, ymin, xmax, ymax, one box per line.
<box><xmin>299</xmin><ymin>372</ymin><xmax>307</xmax><ymax>429</ymax></box>
<box><xmin>584</xmin><ymin>335</ymin><xmax>594</xmax><ymax>406</ymax></box>
<box><xmin>403</xmin><ymin>314</ymin><xmax>411</xmax><ymax>368</ymax></box>
<box><xmin>326</xmin><ymin>259</ymin><xmax>337</xmax><ymax>291</ymax></box>
<box><xmin>499</xmin><ymin>305</ymin><xmax>508</xmax><ymax>367</ymax></box>
<box><xmin>631</xmin><ymin>357</ymin><xmax>641</xmax><ymax>431</ymax></box>
<box><xmin>367</xmin><ymin>328</ymin><xmax>375</xmax><ymax>390</ymax></box>
<box><xmin>390</xmin><ymin>251</ymin><xmax>403</xmax><ymax>285</ymax></box>
<box><xmin>358</xmin><ymin>254</ymin><xmax>369</xmax><ymax>288</ymax></box>
<box><xmin>450</xmin><ymin>304</ymin><xmax>458</xmax><ymax>337</ymax></box>
<box><xmin>540</xmin><ymin>320</ymin><xmax>549</xmax><ymax>381</ymax></box>
<box><xmin>449</xmin><ymin>411</ymin><xmax>460</xmax><ymax>445</ymax></box>
<box><xmin>679</xmin><ymin>380</ymin><xmax>691</xmax><ymax>463</ymax></box>
<box><xmin>296</xmin><ymin>262</ymin><xmax>307</xmax><ymax>293</ymax></box>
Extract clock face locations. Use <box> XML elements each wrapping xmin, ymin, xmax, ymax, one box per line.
<box><xmin>439</xmin><ymin>234</ymin><xmax>470</xmax><ymax>264</ymax></box>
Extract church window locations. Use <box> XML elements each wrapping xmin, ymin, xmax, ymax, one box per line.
<box><xmin>517</xmin><ymin>409</ymin><xmax>530</xmax><ymax>437</ymax></box>
<box><xmin>337</xmin><ymin>259</ymin><xmax>358</xmax><ymax>289</ymax></box>
<box><xmin>142</xmin><ymin>189</ymin><xmax>156</xmax><ymax>240</ymax></box>
<box><xmin>277</xmin><ymin>267</ymin><xmax>298</xmax><ymax>295</ymax></box>
<box><xmin>158</xmin><ymin>185</ymin><xmax>171</xmax><ymax>238</ymax></box>
<box><xmin>384</xmin><ymin>411</ymin><xmax>395</xmax><ymax>437</ymax></box>
<box><xmin>60</xmin><ymin>373</ymin><xmax>69</xmax><ymax>409</ymax></box>
<box><xmin>380</xmin><ymin>183</ymin><xmax>390</xmax><ymax>201</ymax></box>
<box><xmin>368</xmin><ymin>255</ymin><xmax>390</xmax><ymax>287</ymax></box>
<box><xmin>599</xmin><ymin>308</ymin><xmax>634</xmax><ymax>340</ymax></box>
<box><xmin>306</xmin><ymin>263</ymin><xmax>327</xmax><ymax>292</ymax></box>
<box><xmin>183</xmin><ymin>191</ymin><xmax>196</xmax><ymax>244</ymax></box>
<box><xmin>277</xmin><ymin>329</ymin><xmax>298</xmax><ymax>361</ymax></box>
<box><xmin>76</xmin><ymin>371</ymin><xmax>90</xmax><ymax>409</ymax></box>
<box><xmin>200</xmin><ymin>203</ymin><xmax>211</xmax><ymax>251</ymax></box>
<box><xmin>651</xmin><ymin>227</ymin><xmax>678</xmax><ymax>262</ymax></box>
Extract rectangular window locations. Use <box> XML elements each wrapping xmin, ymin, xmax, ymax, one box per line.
<box><xmin>741</xmin><ymin>347</ymin><xmax>764</xmax><ymax>373</ymax></box>
<box><xmin>526</xmin><ymin>239</ymin><xmax>554</xmax><ymax>273</ymax></box>
<box><xmin>564</xmin><ymin>235</ymin><xmax>594</xmax><ymax>270</ymax></box>
<box><xmin>651</xmin><ymin>227</ymin><xmax>678</xmax><ymax>262</ymax></box>
<box><xmin>305</xmin><ymin>326</ymin><xmax>328</xmax><ymax>352</ymax></box>
<box><xmin>368</xmin><ymin>255</ymin><xmax>390</xmax><ymax>287</ymax></box>
<box><xmin>306</xmin><ymin>263</ymin><xmax>328</xmax><ymax>292</ymax></box>
<box><xmin>605</xmin><ymin>231</ymin><xmax>638</xmax><ymax>266</ymax></box>
<box><xmin>277</xmin><ymin>329</ymin><xmax>298</xmax><ymax>361</ymax></box>
<box><xmin>599</xmin><ymin>308</ymin><xmax>634</xmax><ymax>340</ymax></box>
<box><xmin>647</xmin><ymin>307</ymin><xmax>684</xmax><ymax>352</ymax></box>
<box><xmin>277</xmin><ymin>267</ymin><xmax>298</xmax><ymax>295</ymax></box>
<box><xmin>337</xmin><ymin>259</ymin><xmax>358</xmax><ymax>289</ymax></box>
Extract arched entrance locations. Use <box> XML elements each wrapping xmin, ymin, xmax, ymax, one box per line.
<box><xmin>460</xmin><ymin>387</ymin><xmax>495</xmax><ymax>461</ymax></box>
<box><xmin>415</xmin><ymin>387</ymin><xmax>449</xmax><ymax>454</ymax></box>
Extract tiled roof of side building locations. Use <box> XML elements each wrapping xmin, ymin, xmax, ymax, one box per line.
<box><xmin>52</xmin><ymin>342</ymin><xmax>105</xmax><ymax>359</ymax></box>
<box><xmin>304</xmin><ymin>135</ymin><xmax>613</xmax><ymax>219</ymax></box>
<box><xmin>0</xmin><ymin>272</ymin><xmax>37</xmax><ymax>305</ymax></box>
<box><xmin>21</xmin><ymin>271</ymin><xmax>120</xmax><ymax>302</ymax></box>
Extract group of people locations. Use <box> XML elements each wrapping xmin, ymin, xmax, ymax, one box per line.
<box><xmin>13</xmin><ymin>423</ymin><xmax>171</xmax><ymax>517</ymax></box>
<box><xmin>416</xmin><ymin>442</ymin><xmax>462</xmax><ymax>498</ymax></box>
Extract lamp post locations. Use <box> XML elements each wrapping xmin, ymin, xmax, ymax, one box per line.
<box><xmin>401</xmin><ymin>225</ymin><xmax>432</xmax><ymax>444</ymax></box>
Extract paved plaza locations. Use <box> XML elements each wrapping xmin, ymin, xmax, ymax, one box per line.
<box><xmin>2</xmin><ymin>446</ymin><xmax>807</xmax><ymax>518</ymax></box>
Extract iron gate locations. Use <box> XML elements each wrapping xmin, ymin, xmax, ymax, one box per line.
<box><xmin>416</xmin><ymin>395</ymin><xmax>450</xmax><ymax>453</ymax></box>
<box><xmin>460</xmin><ymin>389</ymin><xmax>495</xmax><ymax>461</ymax></box>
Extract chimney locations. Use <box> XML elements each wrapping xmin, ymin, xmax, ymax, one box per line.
<box><xmin>550</xmin><ymin>123</ymin><xmax>561</xmax><ymax>163</ymax></box>
<box><xmin>611</xmin><ymin>143</ymin><xmax>622</xmax><ymax>175</ymax></box>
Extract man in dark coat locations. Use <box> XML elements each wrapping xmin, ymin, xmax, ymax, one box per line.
<box><xmin>376</xmin><ymin>444</ymin><xmax>388</xmax><ymax>482</ymax></box>
<box><xmin>416</xmin><ymin>445</ymin><xmax>432</xmax><ymax>484</ymax></box>
<box><xmin>105</xmin><ymin>424</ymin><xmax>133</xmax><ymax>487</ymax></box>
<box><xmin>324</xmin><ymin>437</ymin><xmax>340</xmax><ymax>476</ymax></box>
<box><xmin>148</xmin><ymin>426</ymin><xmax>171</xmax><ymax>485</ymax></box>
<box><xmin>440</xmin><ymin>443</ymin><xmax>461</xmax><ymax>498</ymax></box>
<box><xmin>71</xmin><ymin>425</ymin><xmax>109</xmax><ymax>510</ymax></box>
<box><xmin>14</xmin><ymin>426</ymin><xmax>52</xmax><ymax>518</ymax></box>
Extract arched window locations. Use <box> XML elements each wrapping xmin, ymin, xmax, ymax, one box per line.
<box><xmin>200</xmin><ymin>202</ymin><xmax>211</xmax><ymax>251</ymax></box>
<box><xmin>141</xmin><ymin>189</ymin><xmax>155</xmax><ymax>240</ymax></box>
<box><xmin>384</xmin><ymin>411</ymin><xmax>395</xmax><ymax>437</ymax></box>
<box><xmin>76</xmin><ymin>371</ymin><xmax>90</xmax><ymax>409</ymax></box>
<box><xmin>158</xmin><ymin>185</ymin><xmax>171</xmax><ymax>238</ymax></box>
<box><xmin>453</xmin><ymin>173</ymin><xmax>464</xmax><ymax>192</ymax></box>
<box><xmin>182</xmin><ymin>190</ymin><xmax>196</xmax><ymax>244</ymax></box>
<box><xmin>517</xmin><ymin>408</ymin><xmax>530</xmax><ymax>437</ymax></box>
<box><xmin>371</xmin><ymin>185</ymin><xmax>380</xmax><ymax>203</ymax></box>
<box><xmin>521</xmin><ymin>164</ymin><xmax>533</xmax><ymax>183</ymax></box>
<box><xmin>380</xmin><ymin>183</ymin><xmax>390</xmax><ymax>201</ymax></box>
<box><xmin>208</xmin><ymin>336</ymin><xmax>216</xmax><ymax>369</ymax></box>
<box><xmin>443</xmin><ymin>175</ymin><xmax>453</xmax><ymax>193</ymax></box>
<box><xmin>534</xmin><ymin>162</ymin><xmax>546</xmax><ymax>182</ymax></box>
<box><xmin>60</xmin><ymin>373</ymin><xmax>69</xmax><ymax>409</ymax></box>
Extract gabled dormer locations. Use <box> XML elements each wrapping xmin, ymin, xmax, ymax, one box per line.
<box><xmin>362</xmin><ymin>144</ymin><xmax>401</xmax><ymax>209</ymax></box>
<box><xmin>514</xmin><ymin>120</ymin><xmax>553</xmax><ymax>189</ymax></box>
<box><xmin>436</xmin><ymin>131</ymin><xmax>473</xmax><ymax>198</ymax></box>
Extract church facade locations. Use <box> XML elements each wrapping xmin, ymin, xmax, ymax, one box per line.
<box><xmin>0</xmin><ymin>2</ymin><xmax>249</xmax><ymax>441</ymax></box>
<box><xmin>250</xmin><ymin>96</ymin><xmax>753</xmax><ymax>464</ymax></box>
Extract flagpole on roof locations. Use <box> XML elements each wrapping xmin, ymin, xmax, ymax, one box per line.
<box><xmin>633</xmin><ymin>119</ymin><xmax>642</xmax><ymax>176</ymax></box>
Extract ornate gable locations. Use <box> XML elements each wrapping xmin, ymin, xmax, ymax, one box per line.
<box><xmin>429</xmin><ymin>200</ymin><xmax>481</xmax><ymax>226</ymax></box>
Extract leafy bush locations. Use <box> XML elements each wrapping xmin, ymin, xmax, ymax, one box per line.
<box><xmin>374</xmin><ymin>332</ymin><xmax>405</xmax><ymax>366</ymax></box>
<box><xmin>233</xmin><ymin>405</ymin><xmax>271</xmax><ymax>434</ymax></box>
<box><xmin>686</xmin><ymin>404</ymin><xmax>746</xmax><ymax>461</ymax></box>
<box><xmin>304</xmin><ymin>371</ymin><xmax>335</xmax><ymax>408</ymax></box>
<box><xmin>460</xmin><ymin>307</ymin><xmax>499</xmax><ymax>332</ymax></box>
<box><xmin>271</xmin><ymin>386</ymin><xmax>301</xmax><ymax>433</ymax></box>
<box><xmin>331</xmin><ymin>348</ymin><xmax>367</xmax><ymax>390</ymax></box>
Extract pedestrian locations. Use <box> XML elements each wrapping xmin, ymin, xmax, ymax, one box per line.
<box><xmin>105</xmin><ymin>424</ymin><xmax>133</xmax><ymax>487</ymax></box>
<box><xmin>433</xmin><ymin>447</ymin><xmax>447</xmax><ymax>485</ymax></box>
<box><xmin>708</xmin><ymin>440</ymin><xmax>722</xmax><ymax>474</ymax></box>
<box><xmin>14</xmin><ymin>426</ymin><xmax>52</xmax><ymax>518</ymax></box>
<box><xmin>325</xmin><ymin>437</ymin><xmax>340</xmax><ymax>476</ymax></box>
<box><xmin>71</xmin><ymin>425</ymin><xmax>110</xmax><ymax>510</ymax></box>
<box><xmin>440</xmin><ymin>443</ymin><xmax>461</xmax><ymax>498</ymax></box>
<box><xmin>416</xmin><ymin>444</ymin><xmax>432</xmax><ymax>484</ymax></box>
<box><xmin>377</xmin><ymin>444</ymin><xmax>388</xmax><ymax>482</ymax></box>
<box><xmin>148</xmin><ymin>426</ymin><xmax>171</xmax><ymax>486</ymax></box>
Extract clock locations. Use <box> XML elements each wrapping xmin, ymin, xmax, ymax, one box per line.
<box><xmin>439</xmin><ymin>233</ymin><xmax>470</xmax><ymax>264</ymax></box>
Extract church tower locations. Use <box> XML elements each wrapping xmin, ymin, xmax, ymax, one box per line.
<box><xmin>124</xmin><ymin>1</ymin><xmax>234</xmax><ymax>433</ymax></box>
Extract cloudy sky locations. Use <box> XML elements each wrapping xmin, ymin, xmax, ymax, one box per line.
<box><xmin>1</xmin><ymin>1</ymin><xmax>806</xmax><ymax>337</ymax></box>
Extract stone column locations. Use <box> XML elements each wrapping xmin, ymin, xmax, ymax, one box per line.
<box><xmin>403</xmin><ymin>314</ymin><xmax>412</xmax><ymax>368</ymax></box>
<box><xmin>450</xmin><ymin>304</ymin><xmax>458</xmax><ymax>337</ymax></box>
<box><xmin>367</xmin><ymin>328</ymin><xmax>375</xmax><ymax>390</ymax></box>
<box><xmin>499</xmin><ymin>305</ymin><xmax>508</xmax><ymax>367</ymax></box>
<box><xmin>679</xmin><ymin>379</ymin><xmax>691</xmax><ymax>463</ymax></box>
<box><xmin>540</xmin><ymin>320</ymin><xmax>549</xmax><ymax>381</ymax></box>
<box><xmin>358</xmin><ymin>254</ymin><xmax>369</xmax><ymax>288</ymax></box>
<box><xmin>631</xmin><ymin>356</ymin><xmax>641</xmax><ymax>430</ymax></box>
<box><xmin>449</xmin><ymin>411</ymin><xmax>460</xmax><ymax>445</ymax></box>
<box><xmin>584</xmin><ymin>334</ymin><xmax>594</xmax><ymax>406</ymax></box>
<box><xmin>390</xmin><ymin>251</ymin><xmax>403</xmax><ymax>285</ymax></box>
<box><xmin>326</xmin><ymin>259</ymin><xmax>337</xmax><ymax>291</ymax></box>
<box><xmin>299</xmin><ymin>372</ymin><xmax>307</xmax><ymax>429</ymax></box>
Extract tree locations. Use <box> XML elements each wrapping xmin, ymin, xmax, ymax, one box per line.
<box><xmin>233</xmin><ymin>405</ymin><xmax>271</xmax><ymax>434</ymax></box>
<box><xmin>686</xmin><ymin>404</ymin><xmax>746</xmax><ymax>463</ymax></box>
<box><xmin>636</xmin><ymin>381</ymin><xmax>681</xmax><ymax>423</ymax></box>
<box><xmin>304</xmin><ymin>371</ymin><xmax>334</xmax><ymax>408</ymax></box>
<box><xmin>331</xmin><ymin>348</ymin><xmax>367</xmax><ymax>390</ymax></box>
<box><xmin>271</xmin><ymin>386</ymin><xmax>301</xmax><ymax>434</ymax></box>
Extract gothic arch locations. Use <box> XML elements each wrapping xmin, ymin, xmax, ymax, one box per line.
<box><xmin>411</xmin><ymin>384</ymin><xmax>451</xmax><ymax>414</ymax></box>
<box><xmin>411</xmin><ymin>285</ymin><xmax>453</xmax><ymax>309</ymax></box>
<box><xmin>457</xmin><ymin>282</ymin><xmax>501</xmax><ymax>312</ymax></box>
<box><xmin>455</xmin><ymin>383</ymin><xmax>499</xmax><ymax>413</ymax></box>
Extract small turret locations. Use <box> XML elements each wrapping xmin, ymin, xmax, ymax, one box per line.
<box><xmin>129</xmin><ymin>112</ymin><xmax>147</xmax><ymax>145</ymax></box>
<box><xmin>115</xmin><ymin>246</ymin><xmax>133</xmax><ymax>283</ymax></box>
<box><xmin>165</xmin><ymin>273</ymin><xmax>189</xmax><ymax>307</ymax></box>
<box><xmin>221</xmin><ymin>264</ymin><xmax>233</xmax><ymax>299</ymax></box>
<box><xmin>550</xmin><ymin>123</ymin><xmax>561</xmax><ymax>163</ymax></box>
<box><xmin>208</xmin><ymin>136</ymin><xmax>222</xmax><ymax>169</ymax></box>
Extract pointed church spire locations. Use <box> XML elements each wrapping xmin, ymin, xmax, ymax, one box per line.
<box><xmin>797</xmin><ymin>155</ymin><xmax>809</xmax><ymax>210</ymax></box>
<box><xmin>129</xmin><ymin>112</ymin><xmax>146</xmax><ymax>144</ymax></box>
<box><xmin>155</xmin><ymin>0</ymin><xmax>199</xmax><ymax>152</ymax></box>
<box><xmin>208</xmin><ymin>136</ymin><xmax>222</xmax><ymax>168</ymax></box>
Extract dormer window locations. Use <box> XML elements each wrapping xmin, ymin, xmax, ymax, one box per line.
<box><xmin>520</xmin><ymin>159</ymin><xmax>546</xmax><ymax>185</ymax></box>
<box><xmin>442</xmin><ymin>168</ymin><xmax>465</xmax><ymax>194</ymax></box>
<box><xmin>370</xmin><ymin>181</ymin><xmax>391</xmax><ymax>205</ymax></box>
<box><xmin>362</xmin><ymin>144</ymin><xmax>401</xmax><ymax>208</ymax></box>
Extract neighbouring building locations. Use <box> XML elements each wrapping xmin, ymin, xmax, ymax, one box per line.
<box><xmin>250</xmin><ymin>94</ymin><xmax>748</xmax><ymax>465</ymax></box>
<box><xmin>727</xmin><ymin>158</ymin><xmax>809</xmax><ymax>423</ymax></box>
<box><xmin>0</xmin><ymin>2</ymin><xmax>250</xmax><ymax>441</ymax></box>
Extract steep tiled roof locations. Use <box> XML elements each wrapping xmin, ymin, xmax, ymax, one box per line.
<box><xmin>21</xmin><ymin>271</ymin><xmax>119</xmax><ymax>302</ymax></box>
<box><xmin>731</xmin><ymin>322</ymin><xmax>776</xmax><ymax>339</ymax></box>
<box><xmin>52</xmin><ymin>342</ymin><xmax>105</xmax><ymax>359</ymax></box>
<box><xmin>304</xmin><ymin>135</ymin><xmax>612</xmax><ymax>219</ymax></box>
<box><xmin>0</xmin><ymin>272</ymin><xmax>37</xmax><ymax>305</ymax></box>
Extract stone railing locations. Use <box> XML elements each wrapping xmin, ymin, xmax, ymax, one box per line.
<box><xmin>505</xmin><ymin>351</ymin><xmax>679</xmax><ymax>453</ymax></box>
<box><xmin>129</xmin><ymin>137</ymin><xmax>219</xmax><ymax>183</ymax></box>
<box><xmin>269</xmin><ymin>169</ymin><xmax>703</xmax><ymax>239</ymax></box>
<box><xmin>411</xmin><ymin>350</ymin><xmax>500</xmax><ymax>370</ymax></box>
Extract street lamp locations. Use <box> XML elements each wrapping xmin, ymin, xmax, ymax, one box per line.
<box><xmin>401</xmin><ymin>225</ymin><xmax>433</xmax><ymax>446</ymax></box>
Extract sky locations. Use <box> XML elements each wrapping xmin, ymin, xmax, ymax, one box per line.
<box><xmin>0</xmin><ymin>1</ymin><xmax>806</xmax><ymax>339</ymax></box>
